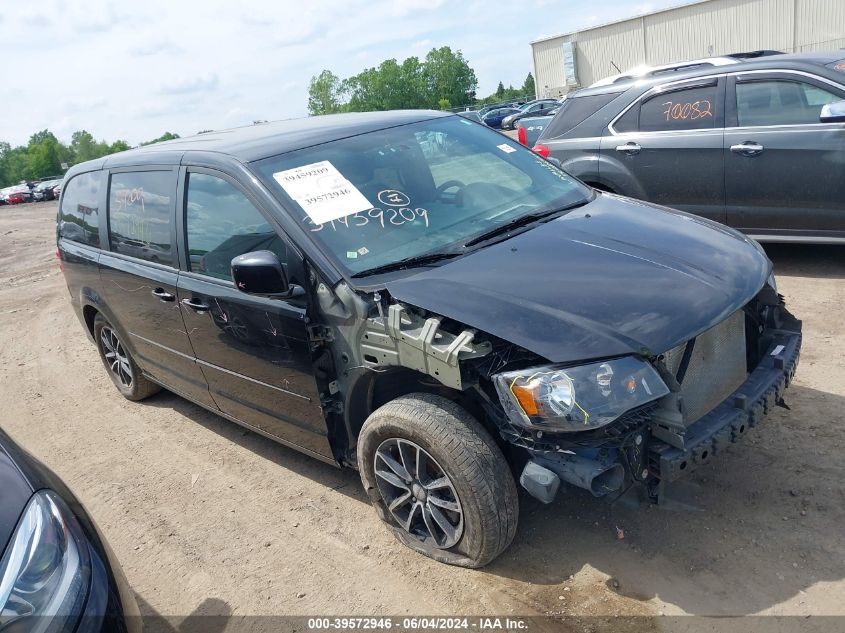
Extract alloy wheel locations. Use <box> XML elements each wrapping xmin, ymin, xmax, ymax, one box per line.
<box><xmin>373</xmin><ymin>438</ymin><xmax>464</xmax><ymax>549</ymax></box>
<box><xmin>100</xmin><ymin>326</ymin><xmax>133</xmax><ymax>387</ymax></box>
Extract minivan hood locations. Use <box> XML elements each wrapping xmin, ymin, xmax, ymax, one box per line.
<box><xmin>386</xmin><ymin>193</ymin><xmax>770</xmax><ymax>363</ymax></box>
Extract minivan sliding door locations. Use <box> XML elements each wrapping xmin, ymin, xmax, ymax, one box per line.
<box><xmin>98</xmin><ymin>166</ymin><xmax>215</xmax><ymax>407</ymax></box>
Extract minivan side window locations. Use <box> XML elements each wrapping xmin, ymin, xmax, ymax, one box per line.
<box><xmin>59</xmin><ymin>172</ymin><xmax>100</xmax><ymax>247</ymax></box>
<box><xmin>637</xmin><ymin>84</ymin><xmax>718</xmax><ymax>132</ymax></box>
<box><xmin>108</xmin><ymin>171</ymin><xmax>173</xmax><ymax>263</ymax></box>
<box><xmin>185</xmin><ymin>172</ymin><xmax>287</xmax><ymax>281</ymax></box>
<box><xmin>736</xmin><ymin>80</ymin><xmax>841</xmax><ymax>127</ymax></box>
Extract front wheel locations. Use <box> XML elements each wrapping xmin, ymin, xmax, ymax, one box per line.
<box><xmin>357</xmin><ymin>393</ymin><xmax>518</xmax><ymax>567</ymax></box>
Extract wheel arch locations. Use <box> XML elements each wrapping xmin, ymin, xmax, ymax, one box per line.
<box><xmin>342</xmin><ymin>367</ymin><xmax>503</xmax><ymax>456</ymax></box>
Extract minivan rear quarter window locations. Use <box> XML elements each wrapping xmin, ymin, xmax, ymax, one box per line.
<box><xmin>108</xmin><ymin>171</ymin><xmax>174</xmax><ymax>263</ymax></box>
<box><xmin>58</xmin><ymin>172</ymin><xmax>100</xmax><ymax>247</ymax></box>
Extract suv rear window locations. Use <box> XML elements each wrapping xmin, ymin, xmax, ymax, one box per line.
<box><xmin>615</xmin><ymin>83</ymin><xmax>719</xmax><ymax>133</ymax></box>
<box><xmin>58</xmin><ymin>172</ymin><xmax>100</xmax><ymax>247</ymax></box>
<box><xmin>638</xmin><ymin>84</ymin><xmax>718</xmax><ymax>132</ymax></box>
<box><xmin>542</xmin><ymin>92</ymin><xmax>620</xmax><ymax>138</ymax></box>
<box><xmin>108</xmin><ymin>171</ymin><xmax>174</xmax><ymax>263</ymax></box>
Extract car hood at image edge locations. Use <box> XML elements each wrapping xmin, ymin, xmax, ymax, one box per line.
<box><xmin>386</xmin><ymin>193</ymin><xmax>770</xmax><ymax>363</ymax></box>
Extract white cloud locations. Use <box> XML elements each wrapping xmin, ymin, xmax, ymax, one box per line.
<box><xmin>159</xmin><ymin>74</ymin><xmax>220</xmax><ymax>96</ymax></box>
<box><xmin>0</xmin><ymin>0</ymin><xmax>689</xmax><ymax>147</ymax></box>
<box><xmin>130</xmin><ymin>38</ymin><xmax>184</xmax><ymax>57</ymax></box>
<box><xmin>391</xmin><ymin>0</ymin><xmax>446</xmax><ymax>17</ymax></box>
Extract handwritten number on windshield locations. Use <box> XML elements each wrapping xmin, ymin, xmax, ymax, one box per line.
<box><xmin>302</xmin><ymin>208</ymin><xmax>429</xmax><ymax>232</ymax></box>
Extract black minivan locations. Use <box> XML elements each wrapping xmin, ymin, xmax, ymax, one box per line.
<box><xmin>58</xmin><ymin>111</ymin><xmax>801</xmax><ymax>567</ymax></box>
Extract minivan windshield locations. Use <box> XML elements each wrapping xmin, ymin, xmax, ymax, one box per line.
<box><xmin>254</xmin><ymin>116</ymin><xmax>591</xmax><ymax>276</ymax></box>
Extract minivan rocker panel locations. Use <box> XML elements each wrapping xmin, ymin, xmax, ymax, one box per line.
<box><xmin>57</xmin><ymin>110</ymin><xmax>801</xmax><ymax>568</ymax></box>
<box><xmin>387</xmin><ymin>192</ymin><xmax>770</xmax><ymax>363</ymax></box>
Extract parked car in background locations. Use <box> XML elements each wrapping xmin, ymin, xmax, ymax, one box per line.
<box><xmin>516</xmin><ymin>113</ymin><xmax>555</xmax><ymax>147</ymax></box>
<box><xmin>59</xmin><ymin>110</ymin><xmax>800</xmax><ymax>568</ymax></box>
<box><xmin>53</xmin><ymin>182</ymin><xmax>63</xmax><ymax>199</ymax></box>
<box><xmin>0</xmin><ymin>426</ymin><xmax>141</xmax><ymax>632</ymax></box>
<box><xmin>6</xmin><ymin>186</ymin><xmax>32</xmax><ymax>204</ymax></box>
<box><xmin>477</xmin><ymin>99</ymin><xmax>527</xmax><ymax>118</ymax></box>
<box><xmin>482</xmin><ymin>106</ymin><xmax>521</xmax><ymax>129</ymax></box>
<box><xmin>34</xmin><ymin>178</ymin><xmax>63</xmax><ymax>201</ymax></box>
<box><xmin>501</xmin><ymin>99</ymin><xmax>560</xmax><ymax>130</ymax></box>
<box><xmin>457</xmin><ymin>110</ymin><xmax>482</xmax><ymax>123</ymax></box>
<box><xmin>535</xmin><ymin>51</ymin><xmax>845</xmax><ymax>242</ymax></box>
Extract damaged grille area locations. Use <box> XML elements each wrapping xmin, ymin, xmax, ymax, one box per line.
<box><xmin>494</xmin><ymin>402</ymin><xmax>658</xmax><ymax>453</ymax></box>
<box><xmin>662</xmin><ymin>309</ymin><xmax>747</xmax><ymax>425</ymax></box>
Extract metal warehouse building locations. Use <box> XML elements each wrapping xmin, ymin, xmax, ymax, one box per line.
<box><xmin>531</xmin><ymin>0</ymin><xmax>845</xmax><ymax>97</ymax></box>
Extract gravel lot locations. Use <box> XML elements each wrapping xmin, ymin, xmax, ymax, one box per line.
<box><xmin>1</xmin><ymin>201</ymin><xmax>843</xmax><ymax>623</ymax></box>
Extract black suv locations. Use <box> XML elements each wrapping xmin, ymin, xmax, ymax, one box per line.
<box><xmin>58</xmin><ymin>111</ymin><xmax>801</xmax><ymax>567</ymax></box>
<box><xmin>535</xmin><ymin>52</ymin><xmax>845</xmax><ymax>243</ymax></box>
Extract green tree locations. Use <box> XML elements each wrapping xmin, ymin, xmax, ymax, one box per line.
<box><xmin>140</xmin><ymin>132</ymin><xmax>180</xmax><ymax>146</ymax></box>
<box><xmin>109</xmin><ymin>140</ymin><xmax>131</xmax><ymax>153</ymax></box>
<box><xmin>307</xmin><ymin>46</ymin><xmax>478</xmax><ymax>114</ymax></box>
<box><xmin>423</xmin><ymin>47</ymin><xmax>477</xmax><ymax>109</ymax></box>
<box><xmin>307</xmin><ymin>70</ymin><xmax>346</xmax><ymax>115</ymax></box>
<box><xmin>0</xmin><ymin>142</ymin><xmax>28</xmax><ymax>186</ymax></box>
<box><xmin>522</xmin><ymin>72</ymin><xmax>535</xmax><ymax>98</ymax></box>
<box><xmin>71</xmin><ymin>130</ymin><xmax>106</xmax><ymax>163</ymax></box>
<box><xmin>437</xmin><ymin>98</ymin><xmax>451</xmax><ymax>110</ymax></box>
<box><xmin>495</xmin><ymin>81</ymin><xmax>505</xmax><ymax>98</ymax></box>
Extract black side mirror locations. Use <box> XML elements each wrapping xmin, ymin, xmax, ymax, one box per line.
<box><xmin>231</xmin><ymin>250</ymin><xmax>291</xmax><ymax>297</ymax></box>
<box><xmin>820</xmin><ymin>100</ymin><xmax>845</xmax><ymax>123</ymax></box>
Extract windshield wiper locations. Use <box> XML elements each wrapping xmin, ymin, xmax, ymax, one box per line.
<box><xmin>351</xmin><ymin>250</ymin><xmax>463</xmax><ymax>278</ymax></box>
<box><xmin>463</xmin><ymin>199</ymin><xmax>591</xmax><ymax>248</ymax></box>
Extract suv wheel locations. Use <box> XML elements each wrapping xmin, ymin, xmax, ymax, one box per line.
<box><xmin>93</xmin><ymin>314</ymin><xmax>160</xmax><ymax>401</ymax></box>
<box><xmin>358</xmin><ymin>393</ymin><xmax>518</xmax><ymax>567</ymax></box>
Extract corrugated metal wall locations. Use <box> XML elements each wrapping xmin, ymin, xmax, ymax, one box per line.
<box><xmin>531</xmin><ymin>0</ymin><xmax>845</xmax><ymax>97</ymax></box>
<box><xmin>794</xmin><ymin>0</ymin><xmax>845</xmax><ymax>52</ymax></box>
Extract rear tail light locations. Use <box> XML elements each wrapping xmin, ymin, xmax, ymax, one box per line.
<box><xmin>517</xmin><ymin>126</ymin><xmax>527</xmax><ymax>146</ymax></box>
<box><xmin>532</xmin><ymin>144</ymin><xmax>551</xmax><ymax>158</ymax></box>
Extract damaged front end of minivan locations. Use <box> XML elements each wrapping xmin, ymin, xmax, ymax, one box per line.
<box><xmin>317</xmin><ymin>273</ymin><xmax>800</xmax><ymax>506</ymax></box>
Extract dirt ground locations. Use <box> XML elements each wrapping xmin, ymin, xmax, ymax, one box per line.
<box><xmin>1</xmin><ymin>201</ymin><xmax>843</xmax><ymax>623</ymax></box>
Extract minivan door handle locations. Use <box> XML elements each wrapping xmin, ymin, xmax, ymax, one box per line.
<box><xmin>151</xmin><ymin>288</ymin><xmax>175</xmax><ymax>302</ymax></box>
<box><xmin>615</xmin><ymin>142</ymin><xmax>641</xmax><ymax>155</ymax></box>
<box><xmin>181</xmin><ymin>298</ymin><xmax>210</xmax><ymax>313</ymax></box>
<box><xmin>730</xmin><ymin>141</ymin><xmax>764</xmax><ymax>157</ymax></box>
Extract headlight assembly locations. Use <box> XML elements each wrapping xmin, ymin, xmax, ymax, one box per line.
<box><xmin>767</xmin><ymin>271</ymin><xmax>777</xmax><ymax>293</ymax></box>
<box><xmin>0</xmin><ymin>491</ymin><xmax>90</xmax><ymax>633</ymax></box>
<box><xmin>493</xmin><ymin>357</ymin><xmax>669</xmax><ymax>433</ymax></box>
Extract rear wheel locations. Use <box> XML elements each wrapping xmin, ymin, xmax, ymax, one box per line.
<box><xmin>358</xmin><ymin>393</ymin><xmax>518</xmax><ymax>567</ymax></box>
<box><xmin>93</xmin><ymin>314</ymin><xmax>160</xmax><ymax>401</ymax></box>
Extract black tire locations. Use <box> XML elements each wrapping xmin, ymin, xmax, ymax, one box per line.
<box><xmin>357</xmin><ymin>393</ymin><xmax>518</xmax><ymax>568</ymax></box>
<box><xmin>93</xmin><ymin>314</ymin><xmax>160</xmax><ymax>401</ymax></box>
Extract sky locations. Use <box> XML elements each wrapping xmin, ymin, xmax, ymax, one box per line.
<box><xmin>0</xmin><ymin>0</ymin><xmax>689</xmax><ymax>147</ymax></box>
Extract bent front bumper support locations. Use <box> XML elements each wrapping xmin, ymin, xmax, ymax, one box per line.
<box><xmin>650</xmin><ymin>328</ymin><xmax>802</xmax><ymax>482</ymax></box>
